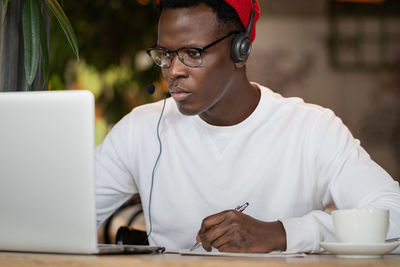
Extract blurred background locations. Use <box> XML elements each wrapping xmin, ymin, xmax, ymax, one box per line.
<box><xmin>48</xmin><ymin>0</ymin><xmax>400</xmax><ymax>181</ymax></box>
<box><xmin>0</xmin><ymin>0</ymin><xmax>389</xmax><ymax>245</ymax></box>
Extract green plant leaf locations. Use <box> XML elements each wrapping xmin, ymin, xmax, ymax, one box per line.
<box><xmin>22</xmin><ymin>0</ymin><xmax>41</xmax><ymax>89</ymax></box>
<box><xmin>39</xmin><ymin>12</ymin><xmax>49</xmax><ymax>89</ymax></box>
<box><xmin>2</xmin><ymin>0</ymin><xmax>9</xmax><ymax>25</ymax></box>
<box><xmin>42</xmin><ymin>0</ymin><xmax>79</xmax><ymax>61</ymax></box>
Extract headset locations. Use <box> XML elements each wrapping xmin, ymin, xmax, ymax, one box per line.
<box><xmin>231</xmin><ymin>0</ymin><xmax>256</xmax><ymax>63</ymax></box>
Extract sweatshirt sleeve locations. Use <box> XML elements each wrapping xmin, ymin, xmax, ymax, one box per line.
<box><xmin>280</xmin><ymin>109</ymin><xmax>400</xmax><ymax>253</ymax></box>
<box><xmin>95</xmin><ymin>114</ymin><xmax>139</xmax><ymax>229</ymax></box>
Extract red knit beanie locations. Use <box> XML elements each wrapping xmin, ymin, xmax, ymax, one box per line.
<box><xmin>157</xmin><ymin>0</ymin><xmax>260</xmax><ymax>42</ymax></box>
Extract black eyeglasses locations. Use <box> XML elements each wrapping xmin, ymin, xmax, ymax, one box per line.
<box><xmin>146</xmin><ymin>31</ymin><xmax>239</xmax><ymax>68</ymax></box>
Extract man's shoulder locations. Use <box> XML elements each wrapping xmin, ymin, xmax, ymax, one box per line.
<box><xmin>258</xmin><ymin>84</ymin><xmax>334</xmax><ymax>119</ymax></box>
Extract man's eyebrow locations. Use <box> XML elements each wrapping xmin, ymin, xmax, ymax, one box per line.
<box><xmin>153</xmin><ymin>44</ymin><xmax>172</xmax><ymax>50</ymax></box>
<box><xmin>156</xmin><ymin>42</ymin><xmax>206</xmax><ymax>50</ymax></box>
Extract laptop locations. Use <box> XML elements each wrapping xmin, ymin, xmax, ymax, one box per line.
<box><xmin>0</xmin><ymin>90</ymin><xmax>164</xmax><ymax>254</ymax></box>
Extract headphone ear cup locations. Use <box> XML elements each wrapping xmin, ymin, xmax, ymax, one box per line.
<box><xmin>231</xmin><ymin>32</ymin><xmax>252</xmax><ymax>63</ymax></box>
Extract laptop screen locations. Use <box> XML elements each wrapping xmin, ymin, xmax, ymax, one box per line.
<box><xmin>0</xmin><ymin>90</ymin><xmax>98</xmax><ymax>253</ymax></box>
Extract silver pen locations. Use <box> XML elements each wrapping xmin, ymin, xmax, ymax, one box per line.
<box><xmin>189</xmin><ymin>202</ymin><xmax>249</xmax><ymax>251</ymax></box>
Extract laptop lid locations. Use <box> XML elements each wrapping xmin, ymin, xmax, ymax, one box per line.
<box><xmin>0</xmin><ymin>90</ymin><xmax>98</xmax><ymax>254</ymax></box>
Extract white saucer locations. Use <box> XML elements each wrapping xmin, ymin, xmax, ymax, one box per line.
<box><xmin>320</xmin><ymin>241</ymin><xmax>400</xmax><ymax>258</ymax></box>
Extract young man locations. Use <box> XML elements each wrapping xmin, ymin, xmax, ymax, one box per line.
<box><xmin>95</xmin><ymin>0</ymin><xmax>400</xmax><ymax>253</ymax></box>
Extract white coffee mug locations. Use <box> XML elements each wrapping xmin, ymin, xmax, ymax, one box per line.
<box><xmin>332</xmin><ymin>208</ymin><xmax>389</xmax><ymax>243</ymax></box>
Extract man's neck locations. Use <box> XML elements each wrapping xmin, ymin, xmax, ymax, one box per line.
<box><xmin>199</xmin><ymin>81</ymin><xmax>261</xmax><ymax>126</ymax></box>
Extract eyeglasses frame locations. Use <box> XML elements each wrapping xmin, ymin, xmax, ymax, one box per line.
<box><xmin>146</xmin><ymin>31</ymin><xmax>240</xmax><ymax>68</ymax></box>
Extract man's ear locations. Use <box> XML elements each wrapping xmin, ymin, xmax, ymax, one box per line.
<box><xmin>234</xmin><ymin>59</ymin><xmax>247</xmax><ymax>69</ymax></box>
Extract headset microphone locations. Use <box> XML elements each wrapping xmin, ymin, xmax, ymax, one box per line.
<box><xmin>147</xmin><ymin>84</ymin><xmax>155</xmax><ymax>95</ymax></box>
<box><xmin>147</xmin><ymin>66</ymin><xmax>158</xmax><ymax>95</ymax></box>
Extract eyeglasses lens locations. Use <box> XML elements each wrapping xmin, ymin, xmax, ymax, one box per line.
<box><xmin>179</xmin><ymin>48</ymin><xmax>202</xmax><ymax>67</ymax></box>
<box><xmin>149</xmin><ymin>48</ymin><xmax>202</xmax><ymax>68</ymax></box>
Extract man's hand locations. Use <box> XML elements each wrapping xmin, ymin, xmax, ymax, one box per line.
<box><xmin>196</xmin><ymin>210</ymin><xmax>287</xmax><ymax>253</ymax></box>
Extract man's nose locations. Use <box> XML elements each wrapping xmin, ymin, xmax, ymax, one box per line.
<box><xmin>168</xmin><ymin>54</ymin><xmax>187</xmax><ymax>78</ymax></box>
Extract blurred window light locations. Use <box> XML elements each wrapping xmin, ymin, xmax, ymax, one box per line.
<box><xmin>329</xmin><ymin>0</ymin><xmax>400</xmax><ymax>71</ymax></box>
<box><xmin>135</xmin><ymin>50</ymin><xmax>153</xmax><ymax>71</ymax></box>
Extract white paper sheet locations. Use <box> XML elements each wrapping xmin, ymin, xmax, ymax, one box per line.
<box><xmin>166</xmin><ymin>248</ymin><xmax>306</xmax><ymax>258</ymax></box>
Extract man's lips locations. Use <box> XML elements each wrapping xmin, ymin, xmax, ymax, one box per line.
<box><xmin>169</xmin><ymin>87</ymin><xmax>192</xmax><ymax>102</ymax></box>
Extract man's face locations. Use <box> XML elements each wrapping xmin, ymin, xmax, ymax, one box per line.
<box><xmin>158</xmin><ymin>4</ymin><xmax>237</xmax><ymax>119</ymax></box>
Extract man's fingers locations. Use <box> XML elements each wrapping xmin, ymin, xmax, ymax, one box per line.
<box><xmin>199</xmin><ymin>222</ymin><xmax>230</xmax><ymax>251</ymax></box>
<box><xmin>208</xmin><ymin>224</ymin><xmax>245</xmax><ymax>252</ymax></box>
<box><xmin>210</xmin><ymin>232</ymin><xmax>231</xmax><ymax>250</ymax></box>
<box><xmin>199</xmin><ymin>210</ymin><xmax>233</xmax><ymax>233</ymax></box>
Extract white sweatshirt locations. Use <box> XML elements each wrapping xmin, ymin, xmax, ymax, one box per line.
<box><xmin>95</xmin><ymin>84</ymin><xmax>400</xmax><ymax>253</ymax></box>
